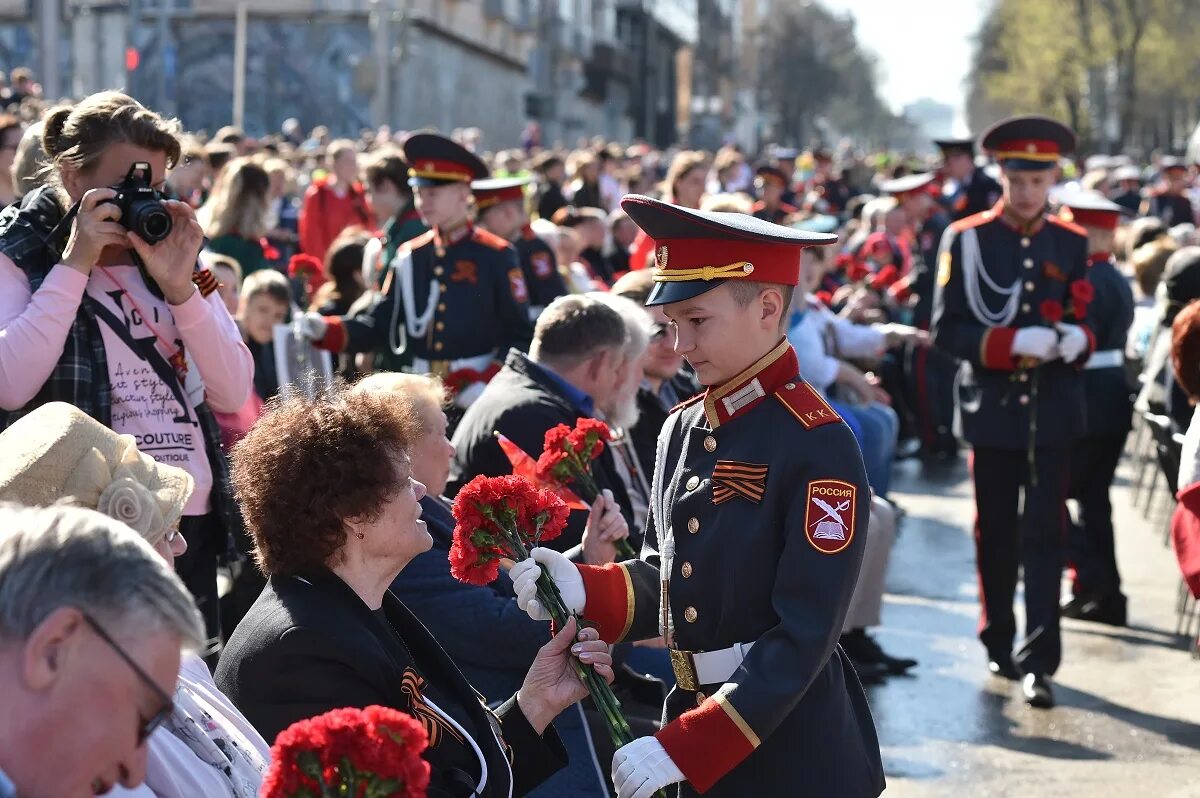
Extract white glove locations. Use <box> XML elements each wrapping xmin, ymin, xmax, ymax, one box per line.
<box><xmin>452</xmin><ymin>381</ymin><xmax>487</xmax><ymax>409</ymax></box>
<box><xmin>613</xmin><ymin>737</ymin><xmax>685</xmax><ymax>798</ymax></box>
<box><xmin>1056</xmin><ymin>322</ymin><xmax>1088</xmax><ymax>363</ymax></box>
<box><xmin>1010</xmin><ymin>326</ymin><xmax>1058</xmax><ymax>360</ymax></box>
<box><xmin>297</xmin><ymin>312</ymin><xmax>328</xmax><ymax>341</ymax></box>
<box><xmin>510</xmin><ymin>547</ymin><xmax>585</xmax><ymax>621</ymax></box>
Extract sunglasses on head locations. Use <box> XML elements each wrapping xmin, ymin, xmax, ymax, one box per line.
<box><xmin>82</xmin><ymin>612</ymin><xmax>174</xmax><ymax>745</ymax></box>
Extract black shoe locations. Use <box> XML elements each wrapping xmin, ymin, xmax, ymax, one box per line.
<box><xmin>842</xmin><ymin>630</ymin><xmax>918</xmax><ymax>675</ymax></box>
<box><xmin>987</xmin><ymin>653</ymin><xmax>1021</xmax><ymax>681</ymax></box>
<box><xmin>850</xmin><ymin>659</ymin><xmax>889</xmax><ymax>685</ymax></box>
<box><xmin>1073</xmin><ymin>596</ymin><xmax>1127</xmax><ymax>627</ymax></box>
<box><xmin>1060</xmin><ymin>595</ymin><xmax>1089</xmax><ymax>619</ymax></box>
<box><xmin>1022</xmin><ymin>673</ymin><xmax>1055</xmax><ymax>708</ymax></box>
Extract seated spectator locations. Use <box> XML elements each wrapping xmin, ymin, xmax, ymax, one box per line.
<box><xmin>0</xmin><ymin>90</ymin><xmax>253</xmax><ymax>660</ymax></box>
<box><xmin>200</xmin><ymin>156</ymin><xmax>272</xmax><ymax>276</ymax></box>
<box><xmin>0</xmin><ymin>402</ymin><xmax>269</xmax><ymax>797</ymax></box>
<box><xmin>552</xmin><ymin>206</ymin><xmax>610</xmax><ymax>285</ymax></box>
<box><xmin>0</xmin><ymin>503</ymin><xmax>202</xmax><ymax>798</ymax></box>
<box><xmin>1137</xmin><ymin>247</ymin><xmax>1200</xmax><ymax>429</ymax></box>
<box><xmin>216</xmin><ymin>386</ymin><xmax>614</xmax><ymax>797</ymax></box>
<box><xmin>202</xmin><ymin>251</ymin><xmax>243</xmax><ymax>318</ymax></box>
<box><xmin>1128</xmin><ymin>236</ymin><xmax>1179</xmax><ymax>361</ymax></box>
<box><xmin>238</xmin><ymin>269</ymin><xmax>292</xmax><ymax>402</ymax></box>
<box><xmin>451</xmin><ymin>295</ymin><xmax>638</xmax><ymax>560</ymax></box>
<box><xmin>310</xmin><ymin>228</ymin><xmax>369</xmax><ymax>317</ymax></box>
<box><xmin>610</xmin><ymin>269</ymin><xmax>702</xmax><ymax>479</ymax></box>
<box><xmin>359</xmin><ymin>373</ymin><xmax>621</xmax><ymax>797</ymax></box>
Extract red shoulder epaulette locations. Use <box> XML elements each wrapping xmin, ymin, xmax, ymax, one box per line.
<box><xmin>774</xmin><ymin>381</ymin><xmax>842</xmax><ymax>430</ymax></box>
<box><xmin>671</xmin><ymin>392</ymin><xmax>705</xmax><ymax>414</ymax></box>
<box><xmin>472</xmin><ymin>227</ymin><xmax>511</xmax><ymax>251</ymax></box>
<box><xmin>403</xmin><ymin>229</ymin><xmax>437</xmax><ymax>251</ymax></box>
<box><xmin>1046</xmin><ymin>214</ymin><xmax>1087</xmax><ymax>238</ymax></box>
<box><xmin>751</xmin><ymin>200</ymin><xmax>766</xmax><ymax>212</ymax></box>
<box><xmin>950</xmin><ymin>208</ymin><xmax>995</xmax><ymax>233</ymax></box>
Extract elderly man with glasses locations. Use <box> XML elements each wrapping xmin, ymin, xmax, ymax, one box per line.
<box><xmin>0</xmin><ymin>504</ymin><xmax>203</xmax><ymax>798</ymax></box>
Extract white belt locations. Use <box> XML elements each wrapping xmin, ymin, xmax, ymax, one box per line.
<box><xmin>1084</xmin><ymin>349</ymin><xmax>1123</xmax><ymax>370</ymax></box>
<box><xmin>670</xmin><ymin>641</ymin><xmax>755</xmax><ymax>690</ymax></box>
<box><xmin>410</xmin><ymin>353</ymin><xmax>494</xmax><ymax>375</ymax></box>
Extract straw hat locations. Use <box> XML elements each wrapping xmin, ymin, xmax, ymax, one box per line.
<box><xmin>0</xmin><ymin>402</ymin><xmax>193</xmax><ymax>543</ymax></box>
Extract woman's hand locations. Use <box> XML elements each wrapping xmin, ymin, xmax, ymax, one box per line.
<box><xmin>517</xmin><ymin>618</ymin><xmax>614</xmax><ymax>735</ymax></box>
<box><xmin>127</xmin><ymin>200</ymin><xmax>206</xmax><ymax>305</ymax></box>
<box><xmin>61</xmin><ymin>188</ymin><xmax>127</xmax><ymax>275</ymax></box>
<box><xmin>582</xmin><ymin>489</ymin><xmax>629</xmax><ymax>565</ymax></box>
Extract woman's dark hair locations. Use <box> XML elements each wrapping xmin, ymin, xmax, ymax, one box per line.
<box><xmin>1171</xmin><ymin>299</ymin><xmax>1200</xmax><ymax>403</ymax></box>
<box><xmin>311</xmin><ymin>228</ymin><xmax>369</xmax><ymax>311</ymax></box>
<box><xmin>41</xmin><ymin>91</ymin><xmax>182</xmax><ymax>187</ymax></box>
<box><xmin>231</xmin><ymin>385</ymin><xmax>419</xmax><ymax>576</ymax></box>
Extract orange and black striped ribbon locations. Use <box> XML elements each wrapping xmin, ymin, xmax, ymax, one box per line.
<box><xmin>711</xmin><ymin>460</ymin><xmax>768</xmax><ymax>505</ymax></box>
<box><xmin>192</xmin><ymin>268</ymin><xmax>220</xmax><ymax>298</ymax></box>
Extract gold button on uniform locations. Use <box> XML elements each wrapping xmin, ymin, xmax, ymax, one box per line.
<box><xmin>1019</xmin><ymin>372</ymin><xmax>1029</xmax><ymax>383</ymax></box>
<box><xmin>686</xmin><ymin>475</ymin><xmax>700</xmax><ymax>491</ymax></box>
<box><xmin>785</xmin><ymin>382</ymin><xmax>795</xmax><ymax>390</ymax></box>
<box><xmin>1021</xmin><ymin>237</ymin><xmax>1031</xmax><ymax>247</ymax></box>
<box><xmin>703</xmin><ymin>436</ymin><xmax>717</xmax><ymax>452</ymax></box>
<box><xmin>683</xmin><ymin>606</ymin><xmax>698</xmax><ymax>623</ymax></box>
<box><xmin>437</xmin><ymin>303</ymin><xmax>447</xmax><ymax>312</ymax></box>
<box><xmin>687</xmin><ymin>517</ymin><xmax>699</xmax><ymax>534</ymax></box>
<box><xmin>696</xmin><ymin>692</ymin><xmax>706</xmax><ymax>706</ymax></box>
<box><xmin>1024</xmin><ymin>281</ymin><xmax>1035</xmax><ymax>291</ymax></box>
<box><xmin>1019</xmin><ymin>395</ymin><xmax>1030</xmax><ymax>406</ymax></box>
<box><xmin>681</xmin><ymin>562</ymin><xmax>693</xmax><ymax>578</ymax></box>
<box><xmin>435</xmin><ymin>342</ymin><xmax>444</xmax><ymax>352</ymax></box>
<box><xmin>435</xmin><ymin>321</ymin><xmax>445</xmax><ymax>331</ymax></box>
<box><xmin>1021</xmin><ymin>303</ymin><xmax>1030</xmax><ymax>313</ymax></box>
<box><xmin>434</xmin><ymin>266</ymin><xmax>445</xmax><ymax>276</ymax></box>
<box><xmin>1024</xmin><ymin>259</ymin><xmax>1034</xmax><ymax>269</ymax></box>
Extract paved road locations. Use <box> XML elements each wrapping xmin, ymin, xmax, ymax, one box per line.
<box><xmin>869</xmin><ymin>455</ymin><xmax>1200</xmax><ymax>797</ymax></box>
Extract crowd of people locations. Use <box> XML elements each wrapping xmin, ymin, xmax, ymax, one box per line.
<box><xmin>0</xmin><ymin>67</ymin><xmax>1199</xmax><ymax>796</ymax></box>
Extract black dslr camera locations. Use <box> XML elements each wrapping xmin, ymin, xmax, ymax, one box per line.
<box><xmin>106</xmin><ymin>162</ymin><xmax>173</xmax><ymax>244</ymax></box>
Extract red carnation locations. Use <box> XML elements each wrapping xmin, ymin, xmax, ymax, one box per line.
<box><xmin>1039</xmin><ymin>299</ymin><xmax>1064</xmax><ymax>325</ymax></box>
<box><xmin>846</xmin><ymin>260</ymin><xmax>870</xmax><ymax>283</ymax></box>
<box><xmin>288</xmin><ymin>253</ymin><xmax>323</xmax><ymax>279</ymax></box>
<box><xmin>871</xmin><ymin>264</ymin><xmax>900</xmax><ymax>291</ymax></box>
<box><xmin>1070</xmin><ymin>279</ymin><xmax>1095</xmax><ymax>306</ymax></box>
<box><xmin>567</xmin><ymin>418</ymin><xmax>611</xmax><ymax>461</ymax></box>
<box><xmin>814</xmin><ymin>290</ymin><xmax>833</xmax><ymax>307</ymax></box>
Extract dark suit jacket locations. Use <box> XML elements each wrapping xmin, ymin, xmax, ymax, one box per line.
<box><xmin>448</xmin><ymin>349</ymin><xmax>637</xmax><ymax>551</ymax></box>
<box><xmin>214</xmin><ymin>568</ymin><xmax>566</xmax><ymax>797</ymax></box>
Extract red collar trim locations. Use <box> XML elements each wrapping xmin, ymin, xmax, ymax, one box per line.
<box><xmin>1088</xmin><ymin>252</ymin><xmax>1113</xmax><ymax>266</ymax></box>
<box><xmin>702</xmin><ymin>340</ymin><xmax>798</xmax><ymax>428</ymax></box>
<box><xmin>434</xmin><ymin>219</ymin><xmax>472</xmax><ymax>250</ymax></box>
<box><xmin>990</xmin><ymin>200</ymin><xmax>1045</xmax><ymax>235</ymax></box>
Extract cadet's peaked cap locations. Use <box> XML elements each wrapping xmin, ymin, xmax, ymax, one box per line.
<box><xmin>404</xmin><ymin>133</ymin><xmax>489</xmax><ymax>187</ymax></box>
<box><xmin>1056</xmin><ymin>189</ymin><xmax>1131</xmax><ymax>230</ymax></box>
<box><xmin>878</xmin><ymin>172</ymin><xmax>936</xmax><ymax>199</ymax></box>
<box><xmin>1112</xmin><ymin>165</ymin><xmax>1142</xmax><ymax>182</ymax></box>
<box><xmin>935</xmin><ymin>138</ymin><xmax>975</xmax><ymax>156</ymax></box>
<box><xmin>620</xmin><ymin>194</ymin><xmax>838</xmax><ymax>307</ymax></box>
<box><xmin>980</xmin><ymin>115</ymin><xmax>1077</xmax><ymax>171</ymax></box>
<box><xmin>1160</xmin><ymin>155</ymin><xmax>1189</xmax><ymax>173</ymax></box>
<box><xmin>754</xmin><ymin>164</ymin><xmax>790</xmax><ymax>187</ymax></box>
<box><xmin>471</xmin><ymin>176</ymin><xmax>530</xmax><ymax>210</ymax></box>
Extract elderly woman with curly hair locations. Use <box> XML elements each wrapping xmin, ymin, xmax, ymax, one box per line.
<box><xmin>214</xmin><ymin>385</ymin><xmax>613</xmax><ymax>798</ymax></box>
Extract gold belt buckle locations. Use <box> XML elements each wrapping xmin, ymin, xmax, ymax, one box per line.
<box><xmin>669</xmin><ymin>648</ymin><xmax>699</xmax><ymax>692</ymax></box>
<box><xmin>429</xmin><ymin>360</ymin><xmax>451</xmax><ymax>379</ymax></box>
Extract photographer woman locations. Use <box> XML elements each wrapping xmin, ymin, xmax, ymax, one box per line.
<box><xmin>0</xmin><ymin>91</ymin><xmax>254</xmax><ymax>656</ymax></box>
<box><xmin>200</xmin><ymin>156</ymin><xmax>272</xmax><ymax>276</ymax></box>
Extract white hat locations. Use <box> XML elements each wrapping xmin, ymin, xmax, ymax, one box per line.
<box><xmin>0</xmin><ymin>403</ymin><xmax>193</xmax><ymax>543</ymax></box>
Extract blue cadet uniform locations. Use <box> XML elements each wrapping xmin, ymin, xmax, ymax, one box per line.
<box><xmin>750</xmin><ymin>164</ymin><xmax>799</xmax><ymax>225</ymax></box>
<box><xmin>1139</xmin><ymin>156</ymin><xmax>1195</xmax><ymax>225</ymax></box>
<box><xmin>935</xmin><ymin>137</ymin><xmax>1002</xmax><ymax>221</ymax></box>
<box><xmin>575</xmin><ymin>196</ymin><xmax>885</xmax><ymax>797</ymax></box>
<box><xmin>931</xmin><ymin>116</ymin><xmax>1095</xmax><ymax>706</ymax></box>
<box><xmin>472</xmin><ymin>176</ymin><xmax>568</xmax><ymax>319</ymax></box>
<box><xmin>316</xmin><ymin>134</ymin><xmax>533</xmax><ymax>387</ymax></box>
<box><xmin>1056</xmin><ymin>192</ymin><xmax>1136</xmax><ymax>626</ymax></box>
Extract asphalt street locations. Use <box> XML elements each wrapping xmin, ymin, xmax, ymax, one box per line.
<box><xmin>869</xmin><ymin>454</ymin><xmax>1200</xmax><ymax>797</ymax></box>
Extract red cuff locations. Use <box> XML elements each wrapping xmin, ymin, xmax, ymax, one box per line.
<box><xmin>577</xmin><ymin>563</ymin><xmax>634</xmax><ymax>643</ymax></box>
<box><xmin>1078</xmin><ymin>324</ymin><xmax>1096</xmax><ymax>369</ymax></box>
<box><xmin>980</xmin><ymin>327</ymin><xmax>1018</xmax><ymax>371</ymax></box>
<box><xmin>316</xmin><ymin>315</ymin><xmax>347</xmax><ymax>352</ymax></box>
<box><xmin>656</xmin><ymin>696</ymin><xmax>758</xmax><ymax>793</ymax></box>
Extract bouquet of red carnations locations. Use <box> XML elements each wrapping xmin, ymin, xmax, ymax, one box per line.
<box><xmin>535</xmin><ymin>418</ymin><xmax>636</xmax><ymax>560</ymax></box>
<box><xmin>448</xmin><ymin>474</ymin><xmax>635</xmax><ymax>749</ymax></box>
<box><xmin>261</xmin><ymin>705</ymin><xmax>430</xmax><ymax>798</ymax></box>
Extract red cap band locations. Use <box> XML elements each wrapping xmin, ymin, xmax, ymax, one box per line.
<box><xmin>408</xmin><ymin>158</ymin><xmax>475</xmax><ymax>182</ymax></box>
<box><xmin>652</xmin><ymin>236</ymin><xmax>802</xmax><ymax>286</ymax></box>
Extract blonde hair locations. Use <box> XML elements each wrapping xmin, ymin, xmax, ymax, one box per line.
<box><xmin>41</xmin><ymin>91</ymin><xmax>182</xmax><ymax>189</ymax></box>
<box><xmin>353</xmin><ymin>372</ymin><xmax>447</xmax><ymax>436</ymax></box>
<box><xmin>202</xmin><ymin>156</ymin><xmax>270</xmax><ymax>240</ymax></box>
<box><xmin>241</xmin><ymin>268</ymin><xmax>291</xmax><ymax>306</ymax></box>
<box><xmin>700</xmin><ymin>193</ymin><xmax>753</xmax><ymax>214</ymax></box>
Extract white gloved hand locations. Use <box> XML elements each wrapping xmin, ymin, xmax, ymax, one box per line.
<box><xmin>452</xmin><ymin>381</ymin><xmax>487</xmax><ymax>409</ymax></box>
<box><xmin>1010</xmin><ymin>326</ymin><xmax>1058</xmax><ymax>360</ymax></box>
<box><xmin>613</xmin><ymin>737</ymin><xmax>685</xmax><ymax>798</ymax></box>
<box><xmin>510</xmin><ymin>547</ymin><xmax>586</xmax><ymax>621</ymax></box>
<box><xmin>1056</xmin><ymin>322</ymin><xmax>1089</xmax><ymax>363</ymax></box>
<box><xmin>297</xmin><ymin>312</ymin><xmax>329</xmax><ymax>341</ymax></box>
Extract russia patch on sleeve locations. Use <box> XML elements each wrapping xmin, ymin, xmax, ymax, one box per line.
<box><xmin>805</xmin><ymin>479</ymin><xmax>856</xmax><ymax>554</ymax></box>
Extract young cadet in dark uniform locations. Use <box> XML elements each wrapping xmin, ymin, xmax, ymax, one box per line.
<box><xmin>931</xmin><ymin>116</ymin><xmax>1095</xmax><ymax>709</ymax></box>
<box><xmin>511</xmin><ymin>196</ymin><xmax>884</xmax><ymax>797</ymax></box>
<box><xmin>936</xmin><ymin>137</ymin><xmax>1002</xmax><ymax>221</ymax></box>
<box><xmin>1139</xmin><ymin>156</ymin><xmax>1196</xmax><ymax>225</ymax></box>
<box><xmin>750</xmin><ymin>164</ymin><xmax>799</xmax><ymax>224</ymax></box>
<box><xmin>771</xmin><ymin>146</ymin><xmax>801</xmax><ymax>207</ymax></box>
<box><xmin>1110</xmin><ymin>164</ymin><xmax>1144</xmax><ymax>214</ymax></box>
<box><xmin>1056</xmin><ymin>191</ymin><xmax>1135</xmax><ymax>627</ymax></box>
<box><xmin>300</xmin><ymin>133</ymin><xmax>533</xmax><ymax>408</ymax></box>
<box><xmin>472</xmin><ymin>176</ymin><xmax>568</xmax><ymax>320</ymax></box>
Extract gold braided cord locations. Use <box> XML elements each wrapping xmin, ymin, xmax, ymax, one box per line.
<box><xmin>652</xmin><ymin>261</ymin><xmax>755</xmax><ymax>282</ymax></box>
<box><xmin>992</xmin><ymin>150</ymin><xmax>1060</xmax><ymax>163</ymax></box>
<box><xmin>407</xmin><ymin>167</ymin><xmax>472</xmax><ymax>181</ymax></box>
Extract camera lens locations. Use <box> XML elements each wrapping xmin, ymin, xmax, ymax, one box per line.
<box><xmin>135</xmin><ymin>204</ymin><xmax>173</xmax><ymax>243</ymax></box>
